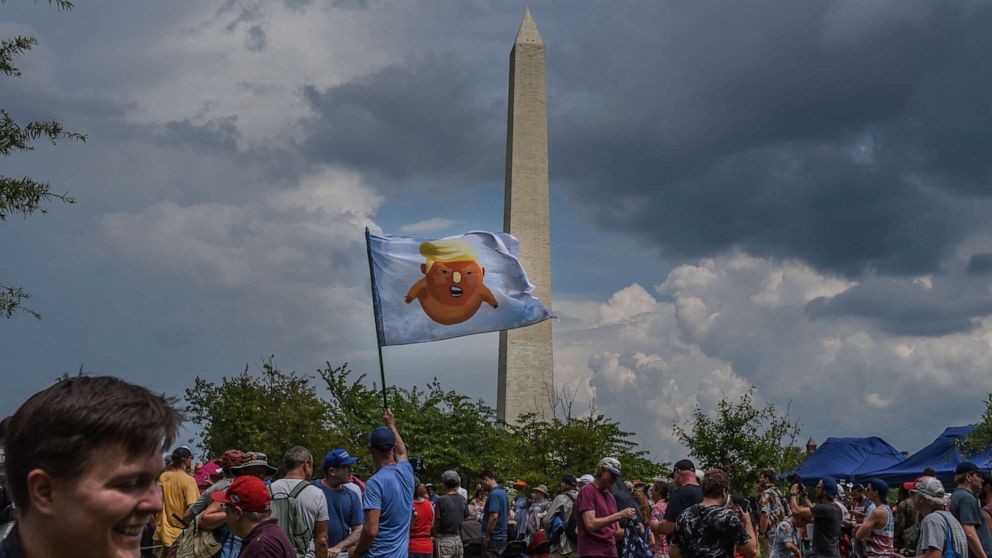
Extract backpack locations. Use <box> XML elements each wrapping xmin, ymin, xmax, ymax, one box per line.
<box><xmin>563</xmin><ymin>493</ymin><xmax>578</xmax><ymax>545</ymax></box>
<box><xmin>270</xmin><ymin>481</ymin><xmax>313</xmax><ymax>558</ymax></box>
<box><xmin>620</xmin><ymin>522</ymin><xmax>652</xmax><ymax>558</ymax></box>
<box><xmin>938</xmin><ymin>512</ymin><xmax>961</xmax><ymax>558</ymax></box>
<box><xmin>0</xmin><ymin>468</ymin><xmax>14</xmax><ymax>525</ymax></box>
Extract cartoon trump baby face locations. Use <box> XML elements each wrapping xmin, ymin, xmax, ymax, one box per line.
<box><xmin>405</xmin><ymin>239</ymin><xmax>498</xmax><ymax>325</ymax></box>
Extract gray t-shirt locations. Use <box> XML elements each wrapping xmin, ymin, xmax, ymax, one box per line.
<box><xmin>271</xmin><ymin>478</ymin><xmax>331</xmax><ymax>558</ymax></box>
<box><xmin>951</xmin><ymin>488</ymin><xmax>992</xmax><ymax>558</ymax></box>
<box><xmin>917</xmin><ymin>510</ymin><xmax>968</xmax><ymax>558</ymax></box>
<box><xmin>189</xmin><ymin>477</ymin><xmax>233</xmax><ymax>516</ymax></box>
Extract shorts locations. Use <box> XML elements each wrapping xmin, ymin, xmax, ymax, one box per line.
<box><xmin>438</xmin><ymin>534</ymin><xmax>465</xmax><ymax>558</ymax></box>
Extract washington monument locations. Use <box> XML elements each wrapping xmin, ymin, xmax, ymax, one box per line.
<box><xmin>498</xmin><ymin>9</ymin><xmax>554</xmax><ymax>424</ymax></box>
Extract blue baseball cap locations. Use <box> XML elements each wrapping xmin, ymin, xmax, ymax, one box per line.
<box><xmin>368</xmin><ymin>426</ymin><xmax>396</xmax><ymax>449</ymax></box>
<box><xmin>821</xmin><ymin>476</ymin><xmax>839</xmax><ymax>499</ymax></box>
<box><xmin>323</xmin><ymin>448</ymin><xmax>359</xmax><ymax>471</ymax></box>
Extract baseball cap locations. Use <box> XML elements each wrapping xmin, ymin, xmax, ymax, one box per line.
<box><xmin>442</xmin><ymin>470</ymin><xmax>461</xmax><ymax>485</ymax></box>
<box><xmin>323</xmin><ymin>448</ymin><xmax>359</xmax><ymax>470</ymax></box>
<box><xmin>202</xmin><ymin>461</ymin><xmax>223</xmax><ymax>478</ymax></box>
<box><xmin>821</xmin><ymin>476</ymin><xmax>839</xmax><ymax>499</ymax></box>
<box><xmin>600</xmin><ymin>457</ymin><xmax>622</xmax><ymax>477</ymax></box>
<box><xmin>673</xmin><ymin>459</ymin><xmax>695</xmax><ymax>473</ymax></box>
<box><xmin>902</xmin><ymin>476</ymin><xmax>924</xmax><ymax>491</ymax></box>
<box><xmin>578</xmin><ymin>474</ymin><xmax>595</xmax><ymax>485</ymax></box>
<box><xmin>513</xmin><ymin>479</ymin><xmax>529</xmax><ymax>488</ymax></box>
<box><xmin>171</xmin><ymin>446</ymin><xmax>193</xmax><ymax>462</ymax></box>
<box><xmin>368</xmin><ymin>426</ymin><xmax>396</xmax><ymax>449</ymax></box>
<box><xmin>909</xmin><ymin>476</ymin><xmax>945</xmax><ymax>500</ymax></box>
<box><xmin>212</xmin><ymin>475</ymin><xmax>271</xmax><ymax>513</ymax></box>
<box><xmin>956</xmin><ymin>461</ymin><xmax>980</xmax><ymax>475</ymax></box>
<box><xmin>561</xmin><ymin>475</ymin><xmax>577</xmax><ymax>487</ymax></box>
<box><xmin>231</xmin><ymin>451</ymin><xmax>278</xmax><ymax>476</ymax></box>
<box><xmin>867</xmin><ymin>478</ymin><xmax>889</xmax><ymax>499</ymax></box>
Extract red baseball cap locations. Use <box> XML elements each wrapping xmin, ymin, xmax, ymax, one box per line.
<box><xmin>212</xmin><ymin>475</ymin><xmax>271</xmax><ymax>513</ymax></box>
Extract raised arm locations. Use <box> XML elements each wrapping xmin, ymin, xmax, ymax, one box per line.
<box><xmin>383</xmin><ymin>409</ymin><xmax>407</xmax><ymax>462</ymax></box>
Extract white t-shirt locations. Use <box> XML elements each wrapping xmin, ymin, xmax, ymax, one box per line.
<box><xmin>457</xmin><ymin>487</ymin><xmax>468</xmax><ymax>501</ymax></box>
<box><xmin>344</xmin><ymin>481</ymin><xmax>363</xmax><ymax>500</ymax></box>
<box><xmin>270</xmin><ymin>478</ymin><xmax>331</xmax><ymax>558</ymax></box>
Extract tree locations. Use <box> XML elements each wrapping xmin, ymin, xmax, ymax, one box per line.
<box><xmin>185</xmin><ymin>357</ymin><xmax>338</xmax><ymax>474</ymax></box>
<box><xmin>1</xmin><ymin>0</ymin><xmax>85</xmax><ymax>319</ymax></box>
<box><xmin>673</xmin><ymin>387</ymin><xmax>803</xmax><ymax>492</ymax></box>
<box><xmin>187</xmin><ymin>359</ymin><xmax>669</xmax><ymax>485</ymax></box>
<box><xmin>960</xmin><ymin>393</ymin><xmax>992</xmax><ymax>456</ymax></box>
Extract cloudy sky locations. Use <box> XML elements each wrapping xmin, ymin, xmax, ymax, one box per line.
<box><xmin>3</xmin><ymin>0</ymin><xmax>992</xmax><ymax>462</ymax></box>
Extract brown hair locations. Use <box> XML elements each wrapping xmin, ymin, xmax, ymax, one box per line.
<box><xmin>701</xmin><ymin>468</ymin><xmax>729</xmax><ymax>499</ymax></box>
<box><xmin>633</xmin><ymin>489</ymin><xmax>652</xmax><ymax>521</ymax></box>
<box><xmin>4</xmin><ymin>375</ymin><xmax>183</xmax><ymax>510</ymax></box>
<box><xmin>415</xmin><ymin>483</ymin><xmax>429</xmax><ymax>499</ymax></box>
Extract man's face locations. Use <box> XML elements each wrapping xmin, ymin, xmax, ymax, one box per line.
<box><xmin>598</xmin><ymin>469</ymin><xmax>618</xmax><ymax>488</ymax></box>
<box><xmin>327</xmin><ymin>464</ymin><xmax>351</xmax><ymax>484</ymax></box>
<box><xmin>50</xmin><ymin>444</ymin><xmax>164</xmax><ymax>558</ymax></box>
<box><xmin>966</xmin><ymin>472</ymin><xmax>982</xmax><ymax>492</ymax></box>
<box><xmin>816</xmin><ymin>481</ymin><xmax>825</xmax><ymax>500</ymax></box>
<box><xmin>479</xmin><ymin>476</ymin><xmax>496</xmax><ymax>490</ymax></box>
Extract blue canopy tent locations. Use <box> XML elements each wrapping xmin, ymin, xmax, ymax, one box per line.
<box><xmin>856</xmin><ymin>425</ymin><xmax>992</xmax><ymax>484</ymax></box>
<box><xmin>792</xmin><ymin>437</ymin><xmax>905</xmax><ymax>483</ymax></box>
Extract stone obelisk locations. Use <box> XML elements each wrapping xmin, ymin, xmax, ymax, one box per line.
<box><xmin>498</xmin><ymin>8</ymin><xmax>554</xmax><ymax>425</ymax></box>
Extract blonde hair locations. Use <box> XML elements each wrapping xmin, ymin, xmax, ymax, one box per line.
<box><xmin>420</xmin><ymin>239</ymin><xmax>480</xmax><ymax>271</ymax></box>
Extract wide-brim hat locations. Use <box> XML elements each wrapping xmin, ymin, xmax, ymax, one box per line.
<box><xmin>533</xmin><ymin>484</ymin><xmax>550</xmax><ymax>496</ymax></box>
<box><xmin>231</xmin><ymin>452</ymin><xmax>278</xmax><ymax>475</ymax></box>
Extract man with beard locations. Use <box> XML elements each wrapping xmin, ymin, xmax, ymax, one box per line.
<box><xmin>790</xmin><ymin>477</ymin><xmax>843</xmax><ymax>558</ymax></box>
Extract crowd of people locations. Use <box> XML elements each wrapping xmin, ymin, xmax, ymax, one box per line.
<box><xmin>1</xmin><ymin>376</ymin><xmax>991</xmax><ymax>558</ymax></box>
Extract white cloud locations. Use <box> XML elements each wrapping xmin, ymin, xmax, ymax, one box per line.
<box><xmin>555</xmin><ymin>252</ymin><xmax>992</xmax><ymax>462</ymax></box>
<box><xmin>91</xmin><ymin>165</ymin><xmax>381</xmax><ymax>360</ymax></box>
<box><xmin>399</xmin><ymin>217</ymin><xmax>460</xmax><ymax>234</ymax></box>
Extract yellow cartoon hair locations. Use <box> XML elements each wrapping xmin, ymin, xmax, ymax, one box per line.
<box><xmin>420</xmin><ymin>239</ymin><xmax>480</xmax><ymax>271</ymax></box>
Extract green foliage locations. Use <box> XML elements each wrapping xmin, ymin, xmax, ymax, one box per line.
<box><xmin>187</xmin><ymin>359</ymin><xmax>667</xmax><ymax>485</ymax></box>
<box><xmin>185</xmin><ymin>357</ymin><xmax>337</xmax><ymax>475</ymax></box>
<box><xmin>673</xmin><ymin>387</ymin><xmax>803</xmax><ymax>492</ymax></box>
<box><xmin>959</xmin><ymin>393</ymin><xmax>992</xmax><ymax>456</ymax></box>
<box><xmin>1</xmin><ymin>0</ymin><xmax>85</xmax><ymax>319</ymax></box>
<box><xmin>507</xmin><ymin>411</ymin><xmax>668</xmax><ymax>485</ymax></box>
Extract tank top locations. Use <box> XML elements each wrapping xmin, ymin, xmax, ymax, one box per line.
<box><xmin>865</xmin><ymin>505</ymin><xmax>894</xmax><ymax>558</ymax></box>
<box><xmin>409</xmin><ymin>498</ymin><xmax>434</xmax><ymax>555</ymax></box>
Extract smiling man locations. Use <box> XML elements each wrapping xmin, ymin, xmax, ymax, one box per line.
<box><xmin>0</xmin><ymin>375</ymin><xmax>183</xmax><ymax>558</ymax></box>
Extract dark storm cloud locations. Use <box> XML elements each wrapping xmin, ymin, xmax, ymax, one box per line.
<box><xmin>547</xmin><ymin>1</ymin><xmax>992</xmax><ymax>277</ymax></box>
<box><xmin>300</xmin><ymin>56</ymin><xmax>504</xmax><ymax>190</ymax></box>
<box><xmin>806</xmin><ymin>274</ymin><xmax>992</xmax><ymax>336</ymax></box>
<box><xmin>967</xmin><ymin>254</ymin><xmax>992</xmax><ymax>275</ymax></box>
<box><xmin>157</xmin><ymin>116</ymin><xmax>242</xmax><ymax>152</ymax></box>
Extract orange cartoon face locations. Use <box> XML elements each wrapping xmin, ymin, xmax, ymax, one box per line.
<box><xmin>422</xmin><ymin>260</ymin><xmax>486</xmax><ymax>307</ymax></box>
<box><xmin>405</xmin><ymin>239</ymin><xmax>499</xmax><ymax>325</ymax></box>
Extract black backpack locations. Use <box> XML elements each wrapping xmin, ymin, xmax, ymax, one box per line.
<box><xmin>0</xmin><ymin>468</ymin><xmax>14</xmax><ymax>524</ymax></box>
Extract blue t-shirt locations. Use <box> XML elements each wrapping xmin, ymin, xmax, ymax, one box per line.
<box><xmin>363</xmin><ymin>460</ymin><xmax>415</xmax><ymax>558</ymax></box>
<box><xmin>313</xmin><ymin>480</ymin><xmax>364</xmax><ymax>548</ymax></box>
<box><xmin>483</xmin><ymin>486</ymin><xmax>510</xmax><ymax>542</ymax></box>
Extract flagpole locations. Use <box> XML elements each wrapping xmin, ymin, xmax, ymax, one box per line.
<box><xmin>364</xmin><ymin>228</ymin><xmax>389</xmax><ymax>409</ymax></box>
